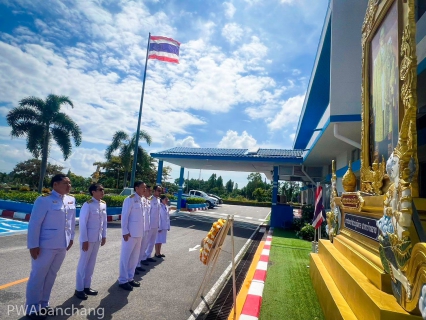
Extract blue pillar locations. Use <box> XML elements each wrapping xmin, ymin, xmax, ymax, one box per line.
<box><xmin>177</xmin><ymin>167</ymin><xmax>185</xmax><ymax>212</ymax></box>
<box><xmin>156</xmin><ymin>160</ymin><xmax>163</xmax><ymax>185</ymax></box>
<box><xmin>272</xmin><ymin>166</ymin><xmax>278</xmax><ymax>207</ymax></box>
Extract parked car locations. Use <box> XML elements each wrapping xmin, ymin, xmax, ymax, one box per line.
<box><xmin>119</xmin><ymin>188</ymin><xmax>134</xmax><ymax>196</ymax></box>
<box><xmin>208</xmin><ymin>193</ymin><xmax>223</xmax><ymax>204</ymax></box>
<box><xmin>188</xmin><ymin>190</ymin><xmax>218</xmax><ymax>208</ymax></box>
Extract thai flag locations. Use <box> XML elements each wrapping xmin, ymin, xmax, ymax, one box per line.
<box><xmin>148</xmin><ymin>36</ymin><xmax>180</xmax><ymax>64</ymax></box>
<box><xmin>312</xmin><ymin>186</ymin><xmax>324</xmax><ymax>229</ymax></box>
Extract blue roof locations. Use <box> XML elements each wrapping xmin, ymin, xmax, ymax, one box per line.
<box><xmin>151</xmin><ymin>147</ymin><xmax>303</xmax><ymax>160</ymax></box>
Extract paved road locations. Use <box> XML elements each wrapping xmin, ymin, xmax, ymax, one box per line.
<box><xmin>0</xmin><ymin>204</ymin><xmax>269</xmax><ymax>320</ymax></box>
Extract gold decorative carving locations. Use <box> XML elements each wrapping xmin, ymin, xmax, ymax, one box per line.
<box><xmin>326</xmin><ymin>160</ymin><xmax>340</xmax><ymax>241</ymax></box>
<box><xmin>341</xmin><ymin>192</ymin><xmax>365</xmax><ymax>212</ymax></box>
<box><xmin>361</xmin><ymin>156</ymin><xmax>387</xmax><ymax>195</ymax></box>
<box><xmin>342</xmin><ymin>161</ymin><xmax>357</xmax><ymax>192</ymax></box>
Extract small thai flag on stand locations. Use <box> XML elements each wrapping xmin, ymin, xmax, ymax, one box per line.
<box><xmin>312</xmin><ymin>186</ymin><xmax>324</xmax><ymax>229</ymax></box>
<box><xmin>148</xmin><ymin>36</ymin><xmax>180</xmax><ymax>64</ymax></box>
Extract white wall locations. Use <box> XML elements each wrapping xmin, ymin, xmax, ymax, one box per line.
<box><xmin>330</xmin><ymin>0</ymin><xmax>368</xmax><ymax>116</ymax></box>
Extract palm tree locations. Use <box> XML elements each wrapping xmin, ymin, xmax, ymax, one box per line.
<box><xmin>6</xmin><ymin>94</ymin><xmax>82</xmax><ymax>193</ymax></box>
<box><xmin>105</xmin><ymin>130</ymin><xmax>152</xmax><ymax>188</ymax></box>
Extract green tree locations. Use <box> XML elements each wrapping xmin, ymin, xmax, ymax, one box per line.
<box><xmin>207</xmin><ymin>173</ymin><xmax>217</xmax><ymax>192</ymax></box>
<box><xmin>225</xmin><ymin>179</ymin><xmax>234</xmax><ymax>193</ymax></box>
<box><xmin>105</xmin><ymin>130</ymin><xmax>152</xmax><ymax>188</ymax></box>
<box><xmin>6</xmin><ymin>95</ymin><xmax>82</xmax><ymax>192</ymax></box>
<box><xmin>216</xmin><ymin>176</ymin><xmax>224</xmax><ymax>192</ymax></box>
<box><xmin>12</xmin><ymin>158</ymin><xmax>64</xmax><ymax>189</ymax></box>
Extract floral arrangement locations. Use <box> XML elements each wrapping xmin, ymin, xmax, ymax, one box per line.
<box><xmin>199</xmin><ymin>218</ymin><xmax>226</xmax><ymax>265</ymax></box>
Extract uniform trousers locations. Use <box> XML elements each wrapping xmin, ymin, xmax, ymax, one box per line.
<box><xmin>26</xmin><ymin>248</ymin><xmax>67</xmax><ymax>312</ymax></box>
<box><xmin>139</xmin><ymin>228</ymin><xmax>158</xmax><ymax>262</ymax></box>
<box><xmin>118</xmin><ymin>236</ymin><xmax>141</xmax><ymax>284</ymax></box>
<box><xmin>76</xmin><ymin>241</ymin><xmax>101</xmax><ymax>291</ymax></box>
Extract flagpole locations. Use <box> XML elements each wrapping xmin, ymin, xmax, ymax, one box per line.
<box><xmin>130</xmin><ymin>32</ymin><xmax>151</xmax><ymax>187</ymax></box>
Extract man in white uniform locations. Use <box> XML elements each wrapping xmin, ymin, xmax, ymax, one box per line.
<box><xmin>26</xmin><ymin>174</ymin><xmax>76</xmax><ymax>320</ymax></box>
<box><xmin>118</xmin><ymin>181</ymin><xmax>145</xmax><ymax>291</ymax></box>
<box><xmin>139</xmin><ymin>185</ymin><xmax>161</xmax><ymax>265</ymax></box>
<box><xmin>75</xmin><ymin>183</ymin><xmax>107</xmax><ymax>299</ymax></box>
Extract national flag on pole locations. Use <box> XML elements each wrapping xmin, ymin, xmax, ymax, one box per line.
<box><xmin>312</xmin><ymin>186</ymin><xmax>324</xmax><ymax>229</ymax></box>
<box><xmin>148</xmin><ymin>36</ymin><xmax>180</xmax><ymax>64</ymax></box>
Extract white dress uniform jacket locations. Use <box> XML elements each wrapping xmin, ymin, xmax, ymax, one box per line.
<box><xmin>76</xmin><ymin>198</ymin><xmax>107</xmax><ymax>291</ymax></box>
<box><xmin>27</xmin><ymin>190</ymin><xmax>76</xmax><ymax>249</ymax></box>
<box><xmin>142</xmin><ymin>196</ymin><xmax>160</xmax><ymax>260</ymax></box>
<box><xmin>26</xmin><ymin>190</ymin><xmax>76</xmax><ymax>313</ymax></box>
<box><xmin>79</xmin><ymin>198</ymin><xmax>107</xmax><ymax>242</ymax></box>
<box><xmin>118</xmin><ymin>193</ymin><xmax>144</xmax><ymax>284</ymax></box>
<box><xmin>155</xmin><ymin>203</ymin><xmax>170</xmax><ymax>244</ymax></box>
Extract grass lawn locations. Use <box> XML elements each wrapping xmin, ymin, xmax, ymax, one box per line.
<box><xmin>259</xmin><ymin>228</ymin><xmax>325</xmax><ymax>320</ymax></box>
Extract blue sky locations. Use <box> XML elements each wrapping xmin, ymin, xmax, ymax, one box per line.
<box><xmin>0</xmin><ymin>0</ymin><xmax>328</xmax><ymax>187</ymax></box>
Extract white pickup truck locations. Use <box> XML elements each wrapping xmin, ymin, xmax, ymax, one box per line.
<box><xmin>188</xmin><ymin>190</ymin><xmax>218</xmax><ymax>209</ymax></box>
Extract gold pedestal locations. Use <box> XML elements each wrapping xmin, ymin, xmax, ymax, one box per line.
<box><xmin>310</xmin><ymin>239</ymin><xmax>422</xmax><ymax>320</ymax></box>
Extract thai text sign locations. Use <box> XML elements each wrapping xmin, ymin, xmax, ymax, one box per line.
<box><xmin>344</xmin><ymin>213</ymin><xmax>379</xmax><ymax>241</ymax></box>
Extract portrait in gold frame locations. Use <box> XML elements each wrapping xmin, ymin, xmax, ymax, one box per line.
<box><xmin>360</xmin><ymin>0</ymin><xmax>419</xmax><ymax>197</ymax></box>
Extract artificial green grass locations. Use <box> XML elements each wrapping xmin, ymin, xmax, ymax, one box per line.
<box><xmin>259</xmin><ymin>228</ymin><xmax>325</xmax><ymax>320</ymax></box>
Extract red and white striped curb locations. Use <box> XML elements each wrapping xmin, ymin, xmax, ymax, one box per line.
<box><xmin>107</xmin><ymin>214</ymin><xmax>121</xmax><ymax>221</ymax></box>
<box><xmin>188</xmin><ymin>207</ymin><xmax>208</xmax><ymax>212</ymax></box>
<box><xmin>0</xmin><ymin>209</ymin><xmax>31</xmax><ymax>221</ymax></box>
<box><xmin>239</xmin><ymin>228</ymin><xmax>273</xmax><ymax>320</ymax></box>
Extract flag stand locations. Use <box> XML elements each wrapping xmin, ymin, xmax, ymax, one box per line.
<box><xmin>190</xmin><ymin>215</ymin><xmax>236</xmax><ymax>319</ymax></box>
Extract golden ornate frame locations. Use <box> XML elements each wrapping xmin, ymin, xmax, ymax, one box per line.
<box><xmin>360</xmin><ymin>0</ymin><xmax>419</xmax><ymax>197</ymax></box>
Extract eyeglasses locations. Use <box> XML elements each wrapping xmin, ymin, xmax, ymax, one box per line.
<box><xmin>97</xmin><ymin>188</ymin><xmax>105</xmax><ymax>192</ymax></box>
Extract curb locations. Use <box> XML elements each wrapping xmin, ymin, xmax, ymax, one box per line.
<box><xmin>239</xmin><ymin>228</ymin><xmax>273</xmax><ymax>320</ymax></box>
<box><xmin>0</xmin><ymin>209</ymin><xmax>30</xmax><ymax>221</ymax></box>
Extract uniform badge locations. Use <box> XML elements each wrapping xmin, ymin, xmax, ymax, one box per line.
<box><xmin>68</xmin><ymin>202</ymin><xmax>74</xmax><ymax>204</ymax></box>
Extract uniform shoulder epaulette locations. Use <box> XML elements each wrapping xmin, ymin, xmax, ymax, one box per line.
<box><xmin>130</xmin><ymin>194</ymin><xmax>135</xmax><ymax>198</ymax></box>
<box><xmin>100</xmin><ymin>200</ymin><xmax>106</xmax><ymax>204</ymax></box>
<box><xmin>148</xmin><ymin>196</ymin><xmax>153</xmax><ymax>200</ymax></box>
<box><xmin>87</xmin><ymin>199</ymin><xmax>94</xmax><ymax>203</ymax></box>
<box><xmin>42</xmin><ymin>193</ymin><xmax>51</xmax><ymax>197</ymax></box>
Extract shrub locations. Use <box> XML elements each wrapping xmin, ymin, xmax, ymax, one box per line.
<box><xmin>186</xmin><ymin>197</ymin><xmax>206</xmax><ymax>204</ymax></box>
<box><xmin>302</xmin><ymin>204</ymin><xmax>314</xmax><ymax>222</ymax></box>
<box><xmin>164</xmin><ymin>193</ymin><xmax>176</xmax><ymax>200</ymax></box>
<box><xmin>102</xmin><ymin>195</ymin><xmax>126</xmax><ymax>207</ymax></box>
<box><xmin>42</xmin><ymin>187</ymin><xmax>51</xmax><ymax>194</ymax></box>
<box><xmin>19</xmin><ymin>186</ymin><xmax>31</xmax><ymax>192</ymax></box>
<box><xmin>298</xmin><ymin>223</ymin><xmax>315</xmax><ymax>241</ymax></box>
<box><xmin>292</xmin><ymin>217</ymin><xmax>303</xmax><ymax>231</ymax></box>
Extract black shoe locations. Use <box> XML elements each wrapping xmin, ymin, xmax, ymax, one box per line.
<box><xmin>146</xmin><ymin>257</ymin><xmax>156</xmax><ymax>262</ymax></box>
<box><xmin>118</xmin><ymin>282</ymin><xmax>133</xmax><ymax>291</ymax></box>
<box><xmin>26</xmin><ymin>313</ymin><xmax>47</xmax><ymax>320</ymax></box>
<box><xmin>74</xmin><ymin>290</ymin><xmax>88</xmax><ymax>300</ymax></box>
<box><xmin>141</xmin><ymin>260</ymin><xmax>149</xmax><ymax>266</ymax></box>
<box><xmin>136</xmin><ymin>266</ymin><xmax>146</xmax><ymax>272</ymax></box>
<box><xmin>134</xmin><ymin>269</ymin><xmax>140</xmax><ymax>275</ymax></box>
<box><xmin>160</xmin><ymin>254</ymin><xmax>165</xmax><ymax>257</ymax></box>
<box><xmin>84</xmin><ymin>288</ymin><xmax>98</xmax><ymax>295</ymax></box>
<box><xmin>155</xmin><ymin>254</ymin><xmax>163</xmax><ymax>258</ymax></box>
<box><xmin>129</xmin><ymin>280</ymin><xmax>140</xmax><ymax>287</ymax></box>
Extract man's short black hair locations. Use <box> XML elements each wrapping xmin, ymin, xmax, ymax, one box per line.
<box><xmin>133</xmin><ymin>181</ymin><xmax>145</xmax><ymax>191</ymax></box>
<box><xmin>160</xmin><ymin>194</ymin><xmax>167</xmax><ymax>200</ymax></box>
<box><xmin>153</xmin><ymin>185</ymin><xmax>162</xmax><ymax>192</ymax></box>
<box><xmin>89</xmin><ymin>183</ymin><xmax>103</xmax><ymax>196</ymax></box>
<box><xmin>146</xmin><ymin>185</ymin><xmax>151</xmax><ymax>189</ymax></box>
<box><xmin>51</xmin><ymin>174</ymin><xmax>67</xmax><ymax>188</ymax></box>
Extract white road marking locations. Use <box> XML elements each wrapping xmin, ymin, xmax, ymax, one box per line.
<box><xmin>189</xmin><ymin>245</ymin><xmax>201</xmax><ymax>252</ymax></box>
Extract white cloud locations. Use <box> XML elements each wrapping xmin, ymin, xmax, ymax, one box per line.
<box><xmin>162</xmin><ymin>134</ymin><xmax>200</xmax><ymax>149</ymax></box>
<box><xmin>222</xmin><ymin>23</ymin><xmax>244</xmax><ymax>44</ymax></box>
<box><xmin>217</xmin><ymin>130</ymin><xmax>257</xmax><ymax>149</ymax></box>
<box><xmin>268</xmin><ymin>94</ymin><xmax>305</xmax><ymax>130</ymax></box>
<box><xmin>280</xmin><ymin>0</ymin><xmax>295</xmax><ymax>4</ymax></box>
<box><xmin>223</xmin><ymin>2</ymin><xmax>236</xmax><ymax>19</ymax></box>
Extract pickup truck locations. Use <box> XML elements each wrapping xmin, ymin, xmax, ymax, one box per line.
<box><xmin>188</xmin><ymin>190</ymin><xmax>218</xmax><ymax>208</ymax></box>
